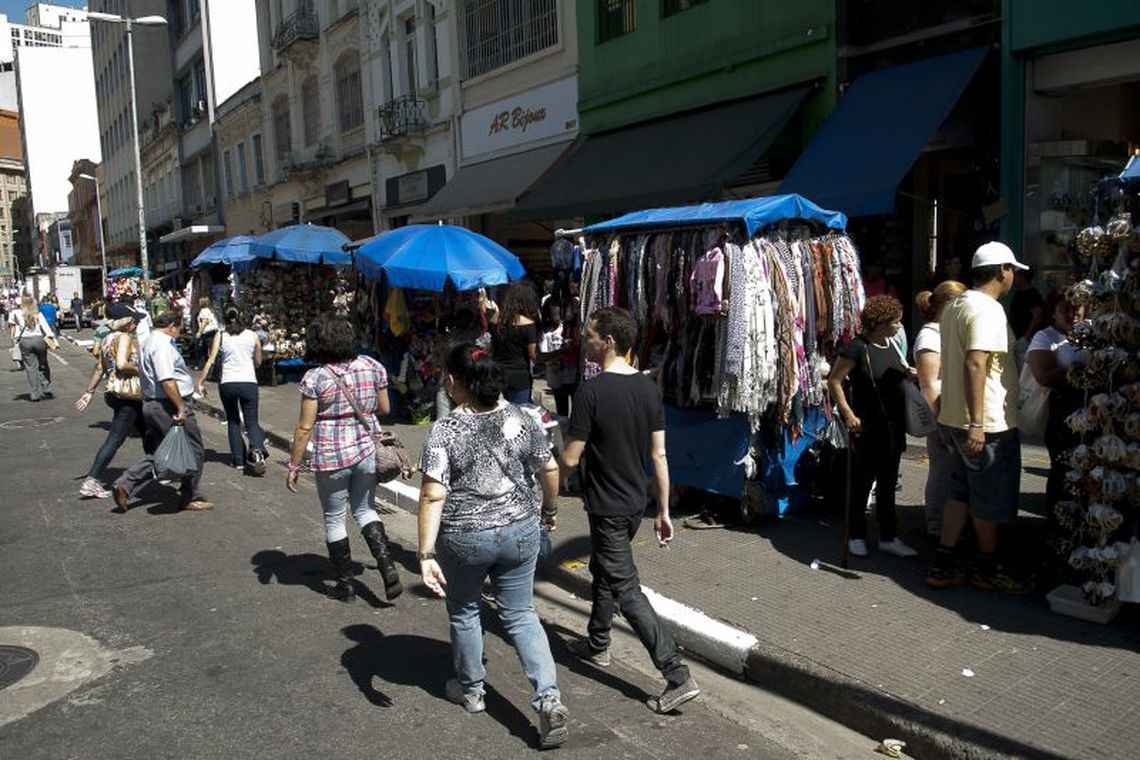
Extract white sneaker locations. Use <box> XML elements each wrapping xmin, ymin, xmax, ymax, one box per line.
<box><xmin>879</xmin><ymin>538</ymin><xmax>918</xmax><ymax>558</ymax></box>
<box><xmin>79</xmin><ymin>477</ymin><xmax>111</xmax><ymax>499</ymax></box>
<box><xmin>848</xmin><ymin>539</ymin><xmax>869</xmax><ymax>557</ymax></box>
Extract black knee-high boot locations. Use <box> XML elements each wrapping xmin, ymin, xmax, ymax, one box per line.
<box><xmin>326</xmin><ymin>538</ymin><xmax>355</xmax><ymax>602</ymax></box>
<box><xmin>362</xmin><ymin>521</ymin><xmax>403</xmax><ymax>601</ymax></box>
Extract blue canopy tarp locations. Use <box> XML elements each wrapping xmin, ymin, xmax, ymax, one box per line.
<box><xmin>190</xmin><ymin>236</ymin><xmax>258</xmax><ymax>270</ymax></box>
<box><xmin>250</xmin><ymin>224</ymin><xmax>352</xmax><ymax>266</ymax></box>
<box><xmin>1121</xmin><ymin>155</ymin><xmax>1140</xmax><ymax>186</ymax></box>
<box><xmin>106</xmin><ymin>267</ymin><xmax>143</xmax><ymax>279</ymax></box>
<box><xmin>353</xmin><ymin>224</ymin><xmax>525</xmax><ymax>292</ymax></box>
<box><xmin>582</xmin><ymin>194</ymin><xmax>847</xmax><ymax>238</ymax></box>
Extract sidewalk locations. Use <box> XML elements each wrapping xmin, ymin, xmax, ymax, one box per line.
<box><xmin>197</xmin><ymin>377</ymin><xmax>1140</xmax><ymax>760</ymax></box>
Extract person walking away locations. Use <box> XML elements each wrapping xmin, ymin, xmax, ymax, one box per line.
<box><xmin>926</xmin><ymin>242</ymin><xmax>1031</xmax><ymax>593</ymax></box>
<box><xmin>13</xmin><ymin>296</ymin><xmax>59</xmax><ymax>401</ymax></box>
<box><xmin>432</xmin><ymin>304</ymin><xmax>488</xmax><ymax>420</ymax></box>
<box><xmin>112</xmin><ymin>311</ymin><xmax>211</xmax><ymax>513</ymax></box>
<box><xmin>1026</xmin><ymin>291</ymin><xmax>1084</xmax><ymax>517</ymax></box>
<box><xmin>70</xmin><ymin>292</ymin><xmax>84</xmax><ymax>331</ymax></box>
<box><xmin>75</xmin><ymin>305</ymin><xmax>152</xmax><ymax>499</ymax></box>
<box><xmin>195</xmin><ymin>297</ymin><xmax>219</xmax><ymax>370</ymax></box>
<box><xmin>417</xmin><ymin>343</ymin><xmax>568</xmax><ymax>748</ymax></box>
<box><xmin>537</xmin><ymin>299</ymin><xmax>570</xmax><ymax>415</ymax></box>
<box><xmin>913</xmin><ymin>281</ymin><xmax>968</xmax><ymax>537</ymax></box>
<box><xmin>285</xmin><ymin>316</ymin><xmax>402</xmax><ymax>602</ymax></box>
<box><xmin>827</xmin><ymin>296</ymin><xmax>919</xmax><ymax>559</ymax></box>
<box><xmin>39</xmin><ymin>295</ymin><xmax>59</xmax><ymax>338</ymax></box>
<box><xmin>200</xmin><ymin>308</ymin><xmax>268</xmax><ymax>475</ymax></box>
<box><xmin>560</xmin><ymin>307</ymin><xmax>700</xmax><ymax>714</ymax></box>
<box><xmin>491</xmin><ymin>282</ymin><xmax>539</xmax><ymax>404</ymax></box>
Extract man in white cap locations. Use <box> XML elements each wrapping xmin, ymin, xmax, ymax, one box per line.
<box><xmin>926</xmin><ymin>241</ymin><xmax>1031</xmax><ymax>594</ymax></box>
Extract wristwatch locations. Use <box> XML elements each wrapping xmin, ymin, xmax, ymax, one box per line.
<box><xmin>418</xmin><ymin>551</ymin><xmax>436</xmax><ymax>561</ymax></box>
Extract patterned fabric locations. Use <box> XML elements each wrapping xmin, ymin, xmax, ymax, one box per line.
<box><xmin>299</xmin><ymin>356</ymin><xmax>389</xmax><ymax>472</ymax></box>
<box><xmin>420</xmin><ymin>401</ymin><xmax>552</xmax><ymax>534</ymax></box>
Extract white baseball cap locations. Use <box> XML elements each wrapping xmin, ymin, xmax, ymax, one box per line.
<box><xmin>972</xmin><ymin>241</ymin><xmax>1028</xmax><ymax>271</ymax></box>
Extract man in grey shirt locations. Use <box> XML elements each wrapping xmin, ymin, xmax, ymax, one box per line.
<box><xmin>114</xmin><ymin>311</ymin><xmax>212</xmax><ymax>512</ymax></box>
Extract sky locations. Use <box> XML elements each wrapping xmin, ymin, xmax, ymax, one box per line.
<box><xmin>0</xmin><ymin>2</ymin><xmax>86</xmax><ymax>24</ymax></box>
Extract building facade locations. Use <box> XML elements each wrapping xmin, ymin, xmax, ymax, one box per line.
<box><xmin>1001</xmin><ymin>0</ymin><xmax>1140</xmax><ymax>289</ymax></box>
<box><xmin>89</xmin><ymin>0</ymin><xmax>173</xmax><ymax>271</ymax></box>
<box><xmin>67</xmin><ymin>158</ymin><xmax>102</xmax><ymax>268</ymax></box>
<box><xmin>0</xmin><ymin>108</ymin><xmax>26</xmax><ymax>281</ymax></box>
<box><xmin>215</xmin><ymin>78</ymin><xmax>272</xmax><ymax>236</ymax></box>
<box><xmin>139</xmin><ymin>100</ymin><xmax>183</xmax><ymax>277</ymax></box>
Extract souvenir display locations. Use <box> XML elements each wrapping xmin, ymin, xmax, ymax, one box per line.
<box><xmin>236</xmin><ymin>264</ymin><xmax>349</xmax><ymax>359</ymax></box>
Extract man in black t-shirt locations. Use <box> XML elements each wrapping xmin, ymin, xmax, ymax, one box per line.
<box><xmin>561</xmin><ymin>307</ymin><xmax>699</xmax><ymax>714</ymax></box>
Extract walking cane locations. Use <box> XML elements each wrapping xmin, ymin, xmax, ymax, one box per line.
<box><xmin>840</xmin><ymin>430</ymin><xmax>852</xmax><ymax>569</ymax></box>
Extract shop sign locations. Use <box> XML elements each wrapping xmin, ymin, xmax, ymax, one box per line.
<box><xmin>397</xmin><ymin>172</ymin><xmax>429</xmax><ymax>204</ymax></box>
<box><xmin>385</xmin><ymin>165</ymin><xmax>447</xmax><ymax>208</ymax></box>
<box><xmin>461</xmin><ymin>76</ymin><xmax>578</xmax><ymax>163</ymax></box>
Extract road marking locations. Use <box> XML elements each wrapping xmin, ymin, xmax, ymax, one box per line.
<box><xmin>48</xmin><ymin>351</ymin><xmax>69</xmax><ymax>367</ymax></box>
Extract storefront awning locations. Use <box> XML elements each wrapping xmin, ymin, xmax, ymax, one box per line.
<box><xmin>514</xmin><ymin>86</ymin><xmax>811</xmax><ymax>220</ymax></box>
<box><xmin>159</xmin><ymin>224</ymin><xmax>225</xmax><ymax>244</ymax></box>
<box><xmin>779</xmin><ymin>48</ymin><xmax>988</xmax><ymax>218</ymax></box>
<box><xmin>413</xmin><ymin>141</ymin><xmax>574</xmax><ymax>222</ymax></box>
<box><xmin>305</xmin><ymin>199</ymin><xmax>372</xmax><ymax>223</ymax></box>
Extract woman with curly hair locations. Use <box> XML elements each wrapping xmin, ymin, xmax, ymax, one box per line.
<box><xmin>827</xmin><ymin>295</ymin><xmax>918</xmax><ymax>559</ymax></box>
<box><xmin>491</xmin><ymin>282</ymin><xmax>540</xmax><ymax>404</ymax></box>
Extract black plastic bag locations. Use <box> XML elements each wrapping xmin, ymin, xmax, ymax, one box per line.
<box><xmin>154</xmin><ymin>425</ymin><xmax>198</xmax><ymax>480</ymax></box>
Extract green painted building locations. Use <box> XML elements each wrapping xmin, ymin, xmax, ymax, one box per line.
<box><xmin>516</xmin><ymin>0</ymin><xmax>836</xmax><ymax>220</ymax></box>
<box><xmin>1001</xmin><ymin>0</ymin><xmax>1140</xmax><ymax>283</ymax></box>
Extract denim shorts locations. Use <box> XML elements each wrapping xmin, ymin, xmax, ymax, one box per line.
<box><xmin>940</xmin><ymin>425</ymin><xmax>1022</xmax><ymax>523</ymax></box>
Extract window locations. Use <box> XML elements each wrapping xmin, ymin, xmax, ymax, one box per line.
<box><xmin>252</xmin><ymin>134</ymin><xmax>266</xmax><ymax>185</ymax></box>
<box><xmin>662</xmin><ymin>0</ymin><xmax>708</xmax><ymax>16</ymax></box>
<box><xmin>272</xmin><ymin>96</ymin><xmax>291</xmax><ymax>161</ymax></box>
<box><xmin>460</xmin><ymin>0</ymin><xmax>559</xmax><ymax>80</ymax></box>
<box><xmin>335</xmin><ymin>51</ymin><xmax>364</xmax><ymax>132</ymax></box>
<box><xmin>383</xmin><ymin>33</ymin><xmax>395</xmax><ymax>101</ymax></box>
<box><xmin>598</xmin><ymin>0</ymin><xmax>636</xmax><ymax>42</ymax></box>
<box><xmin>223</xmin><ymin>149</ymin><xmax>234</xmax><ymax>199</ymax></box>
<box><xmin>193</xmin><ymin>59</ymin><xmax>208</xmax><ymax>110</ymax></box>
<box><xmin>178</xmin><ymin>73</ymin><xmax>194</xmax><ymax>124</ymax></box>
<box><xmin>428</xmin><ymin>4</ymin><xmax>440</xmax><ymax>86</ymax></box>
<box><xmin>237</xmin><ymin>141</ymin><xmax>249</xmax><ymax>193</ymax></box>
<box><xmin>302</xmin><ymin>76</ymin><xmax>320</xmax><ymax>146</ymax></box>
<box><xmin>403</xmin><ymin>19</ymin><xmax>417</xmax><ymax>97</ymax></box>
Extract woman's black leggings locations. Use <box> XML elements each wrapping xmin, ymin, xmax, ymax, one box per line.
<box><xmin>87</xmin><ymin>394</ymin><xmax>150</xmax><ymax>480</ymax></box>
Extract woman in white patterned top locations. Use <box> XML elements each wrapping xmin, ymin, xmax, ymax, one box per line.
<box><xmin>416</xmin><ymin>342</ymin><xmax>568</xmax><ymax>749</ymax></box>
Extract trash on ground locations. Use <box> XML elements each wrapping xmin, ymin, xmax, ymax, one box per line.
<box><xmin>876</xmin><ymin>738</ymin><xmax>907</xmax><ymax>758</ymax></box>
<box><xmin>979</xmin><ymin>624</ymin><xmax>991</xmax><ymax>630</ymax></box>
<box><xmin>810</xmin><ymin>559</ymin><xmax>821</xmax><ymax>570</ymax></box>
<box><xmin>961</xmin><ymin>668</ymin><xmax>975</xmax><ymax>677</ymax></box>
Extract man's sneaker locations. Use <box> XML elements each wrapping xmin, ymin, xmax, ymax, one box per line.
<box><xmin>537</xmin><ymin>696</ymin><xmax>569</xmax><ymax>749</ymax></box>
<box><xmin>926</xmin><ymin>562</ymin><xmax>966</xmax><ymax>589</ymax></box>
<box><xmin>847</xmin><ymin>539</ymin><xmax>869</xmax><ymax>557</ymax></box>
<box><xmin>445</xmin><ymin>678</ymin><xmax>485</xmax><ymax>714</ymax></box>
<box><xmin>971</xmin><ymin>566</ymin><xmax>1034</xmax><ymax>595</ymax></box>
<box><xmin>79</xmin><ymin>478</ymin><xmax>111</xmax><ymax>499</ymax></box>
<box><xmin>879</xmin><ymin>538</ymin><xmax>918</xmax><ymax>558</ymax></box>
<box><xmin>567</xmin><ymin>638</ymin><xmax>610</xmax><ymax>667</ymax></box>
<box><xmin>655</xmin><ymin>677</ymin><xmax>700</xmax><ymax>713</ymax></box>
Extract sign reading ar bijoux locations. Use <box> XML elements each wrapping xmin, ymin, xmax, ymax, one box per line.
<box><xmin>461</xmin><ymin>76</ymin><xmax>578</xmax><ymax>163</ymax></box>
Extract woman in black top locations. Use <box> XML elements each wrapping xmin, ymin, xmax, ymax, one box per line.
<box><xmin>491</xmin><ymin>282</ymin><xmax>539</xmax><ymax>404</ymax></box>
<box><xmin>827</xmin><ymin>295</ymin><xmax>918</xmax><ymax>560</ymax></box>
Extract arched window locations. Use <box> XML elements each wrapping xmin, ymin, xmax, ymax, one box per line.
<box><xmin>272</xmin><ymin>96</ymin><xmax>291</xmax><ymax>161</ymax></box>
<box><xmin>334</xmin><ymin>50</ymin><xmax>363</xmax><ymax>133</ymax></box>
<box><xmin>302</xmin><ymin>76</ymin><xmax>320</xmax><ymax>147</ymax></box>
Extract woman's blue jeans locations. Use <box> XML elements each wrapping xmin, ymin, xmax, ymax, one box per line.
<box><xmin>438</xmin><ymin>515</ymin><xmax>559</xmax><ymax>711</ymax></box>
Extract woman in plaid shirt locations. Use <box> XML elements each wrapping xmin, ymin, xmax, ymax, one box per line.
<box><xmin>286</xmin><ymin>316</ymin><xmax>402</xmax><ymax>603</ymax></box>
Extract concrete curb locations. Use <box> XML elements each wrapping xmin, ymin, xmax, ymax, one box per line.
<box><xmin>195</xmin><ymin>391</ymin><xmax>1024</xmax><ymax>760</ymax></box>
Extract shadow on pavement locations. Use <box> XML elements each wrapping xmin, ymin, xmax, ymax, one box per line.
<box><xmin>251</xmin><ymin>550</ymin><xmax>388</xmax><ymax>608</ymax></box>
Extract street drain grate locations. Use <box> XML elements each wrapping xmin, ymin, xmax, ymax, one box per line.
<box><xmin>0</xmin><ymin>645</ymin><xmax>39</xmax><ymax>690</ymax></box>
<box><xmin>0</xmin><ymin>416</ymin><xmax>64</xmax><ymax>430</ymax></box>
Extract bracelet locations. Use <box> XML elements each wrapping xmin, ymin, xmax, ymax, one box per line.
<box><xmin>287</xmin><ymin>461</ymin><xmax>302</xmax><ymax>475</ymax></box>
<box><xmin>967</xmin><ymin>423</ymin><xmax>984</xmax><ymax>429</ymax></box>
<box><xmin>418</xmin><ymin>551</ymin><xmax>436</xmax><ymax>561</ymax></box>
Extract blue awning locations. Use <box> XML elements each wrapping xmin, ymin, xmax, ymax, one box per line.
<box><xmin>190</xmin><ymin>236</ymin><xmax>258</xmax><ymax>270</ymax></box>
<box><xmin>583</xmin><ymin>194</ymin><xmax>846</xmax><ymax>238</ymax></box>
<box><xmin>780</xmin><ymin>48</ymin><xmax>988</xmax><ymax>217</ymax></box>
<box><xmin>1121</xmin><ymin>155</ymin><xmax>1140</xmax><ymax>186</ymax></box>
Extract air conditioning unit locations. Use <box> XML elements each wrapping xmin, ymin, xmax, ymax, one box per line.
<box><xmin>193</xmin><ymin>100</ymin><xmax>206</xmax><ymax>117</ymax></box>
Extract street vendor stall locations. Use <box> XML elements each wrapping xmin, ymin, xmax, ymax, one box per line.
<box><xmin>105</xmin><ymin>266</ymin><xmax>144</xmax><ymax>302</ymax></box>
<box><xmin>190</xmin><ymin>226</ymin><xmax>353</xmax><ymax>384</ymax></box>
<box><xmin>568</xmin><ymin>194</ymin><xmax>861</xmax><ymax>516</ymax></box>
<box><xmin>351</xmin><ymin>224</ymin><xmax>526</xmax><ymax>422</ymax></box>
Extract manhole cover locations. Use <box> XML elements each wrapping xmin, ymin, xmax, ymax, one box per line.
<box><xmin>0</xmin><ymin>645</ymin><xmax>38</xmax><ymax>690</ymax></box>
<box><xmin>0</xmin><ymin>417</ymin><xmax>63</xmax><ymax>430</ymax></box>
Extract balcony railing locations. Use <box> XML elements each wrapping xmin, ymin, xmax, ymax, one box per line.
<box><xmin>378</xmin><ymin>95</ymin><xmax>428</xmax><ymax>142</ymax></box>
<box><xmin>272</xmin><ymin>1</ymin><xmax>318</xmax><ymax>52</ymax></box>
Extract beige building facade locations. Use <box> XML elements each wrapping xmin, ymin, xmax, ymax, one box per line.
<box><xmin>216</xmin><ymin>79</ymin><xmax>273</xmax><ymax>237</ymax></box>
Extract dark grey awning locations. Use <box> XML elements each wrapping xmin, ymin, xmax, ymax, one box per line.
<box><xmin>514</xmin><ymin>86</ymin><xmax>810</xmax><ymax>220</ymax></box>
<box><xmin>412</xmin><ymin>140</ymin><xmax>573</xmax><ymax>221</ymax></box>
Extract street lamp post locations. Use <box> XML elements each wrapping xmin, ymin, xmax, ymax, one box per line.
<box><xmin>87</xmin><ymin>12</ymin><xmax>167</xmax><ymax>285</ymax></box>
<box><xmin>77</xmin><ymin>174</ymin><xmax>107</xmax><ymax>298</ymax></box>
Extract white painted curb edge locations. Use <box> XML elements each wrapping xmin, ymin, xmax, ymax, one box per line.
<box><xmin>374</xmin><ymin>479</ymin><xmax>759</xmax><ymax>676</ymax></box>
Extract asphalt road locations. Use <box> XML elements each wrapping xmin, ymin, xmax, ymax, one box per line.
<box><xmin>0</xmin><ymin>335</ymin><xmax>801</xmax><ymax>760</ymax></box>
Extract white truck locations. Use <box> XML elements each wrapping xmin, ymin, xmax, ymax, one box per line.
<box><xmin>53</xmin><ymin>266</ymin><xmax>83</xmax><ymax>313</ymax></box>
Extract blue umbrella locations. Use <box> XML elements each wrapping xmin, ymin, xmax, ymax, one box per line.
<box><xmin>107</xmin><ymin>266</ymin><xmax>143</xmax><ymax>279</ymax></box>
<box><xmin>354</xmin><ymin>224</ymin><xmax>525</xmax><ymax>292</ymax></box>
<box><xmin>251</xmin><ymin>224</ymin><xmax>352</xmax><ymax>266</ymax></box>
<box><xmin>190</xmin><ymin>236</ymin><xmax>258</xmax><ymax>269</ymax></box>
